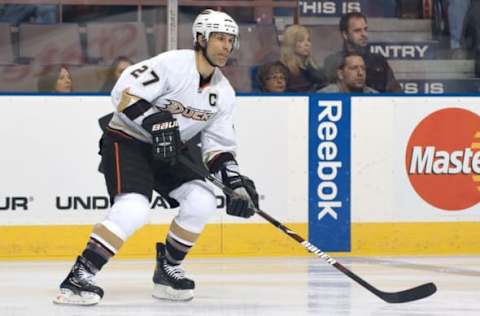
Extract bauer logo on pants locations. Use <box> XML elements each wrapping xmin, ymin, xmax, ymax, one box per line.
<box><xmin>405</xmin><ymin>108</ymin><xmax>480</xmax><ymax>211</ymax></box>
<box><xmin>308</xmin><ymin>95</ymin><xmax>351</xmax><ymax>252</ymax></box>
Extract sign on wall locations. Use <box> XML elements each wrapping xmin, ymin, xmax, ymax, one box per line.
<box><xmin>3</xmin><ymin>94</ymin><xmax>478</xmax><ymax>255</ymax></box>
<box><xmin>369</xmin><ymin>42</ymin><xmax>441</xmax><ymax>60</ymax></box>
<box><xmin>405</xmin><ymin>107</ymin><xmax>480</xmax><ymax>211</ymax></box>
<box><xmin>299</xmin><ymin>0</ymin><xmax>397</xmax><ymax>17</ymax></box>
<box><xmin>351</xmin><ymin>96</ymin><xmax>480</xmax><ymax>222</ymax></box>
<box><xmin>308</xmin><ymin>94</ymin><xmax>351</xmax><ymax>252</ymax></box>
<box><xmin>0</xmin><ymin>95</ymin><xmax>309</xmax><ymax>226</ymax></box>
<box><xmin>399</xmin><ymin>79</ymin><xmax>480</xmax><ymax>94</ymax></box>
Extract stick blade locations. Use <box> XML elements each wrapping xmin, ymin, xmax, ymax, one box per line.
<box><xmin>378</xmin><ymin>282</ymin><xmax>437</xmax><ymax>304</ymax></box>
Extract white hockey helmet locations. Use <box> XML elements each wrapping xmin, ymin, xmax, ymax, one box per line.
<box><xmin>192</xmin><ymin>9</ymin><xmax>239</xmax><ymax>50</ymax></box>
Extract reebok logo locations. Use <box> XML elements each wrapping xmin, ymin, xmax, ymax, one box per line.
<box><xmin>405</xmin><ymin>108</ymin><xmax>480</xmax><ymax>210</ymax></box>
<box><xmin>316</xmin><ymin>100</ymin><xmax>343</xmax><ymax>221</ymax></box>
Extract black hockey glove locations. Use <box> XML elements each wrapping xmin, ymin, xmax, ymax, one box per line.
<box><xmin>224</xmin><ymin>174</ymin><xmax>259</xmax><ymax>218</ymax></box>
<box><xmin>208</xmin><ymin>153</ymin><xmax>259</xmax><ymax>218</ymax></box>
<box><xmin>142</xmin><ymin>111</ymin><xmax>182</xmax><ymax>164</ymax></box>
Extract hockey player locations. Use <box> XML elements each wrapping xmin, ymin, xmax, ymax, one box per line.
<box><xmin>53</xmin><ymin>9</ymin><xmax>259</xmax><ymax>305</ymax></box>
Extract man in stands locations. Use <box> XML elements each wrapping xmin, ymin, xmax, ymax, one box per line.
<box><xmin>323</xmin><ymin>12</ymin><xmax>402</xmax><ymax>93</ymax></box>
<box><xmin>319</xmin><ymin>52</ymin><xmax>377</xmax><ymax>93</ymax></box>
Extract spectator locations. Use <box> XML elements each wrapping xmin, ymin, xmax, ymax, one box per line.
<box><xmin>464</xmin><ymin>0</ymin><xmax>480</xmax><ymax>76</ymax></box>
<box><xmin>448</xmin><ymin>0</ymin><xmax>469</xmax><ymax>59</ymax></box>
<box><xmin>318</xmin><ymin>52</ymin><xmax>377</xmax><ymax>93</ymax></box>
<box><xmin>323</xmin><ymin>12</ymin><xmax>402</xmax><ymax>92</ymax></box>
<box><xmin>279</xmin><ymin>24</ymin><xmax>327</xmax><ymax>92</ymax></box>
<box><xmin>0</xmin><ymin>4</ymin><xmax>58</xmax><ymax>25</ymax></box>
<box><xmin>37</xmin><ymin>65</ymin><xmax>73</xmax><ymax>93</ymax></box>
<box><xmin>100</xmin><ymin>56</ymin><xmax>133</xmax><ymax>92</ymax></box>
<box><xmin>256</xmin><ymin>61</ymin><xmax>289</xmax><ymax>92</ymax></box>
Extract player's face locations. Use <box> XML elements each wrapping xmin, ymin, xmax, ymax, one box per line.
<box><xmin>343</xmin><ymin>17</ymin><xmax>368</xmax><ymax>48</ymax></box>
<box><xmin>339</xmin><ymin>55</ymin><xmax>366</xmax><ymax>91</ymax></box>
<box><xmin>206</xmin><ymin>32</ymin><xmax>235</xmax><ymax>67</ymax></box>
<box><xmin>294</xmin><ymin>34</ymin><xmax>311</xmax><ymax>58</ymax></box>
<box><xmin>55</xmin><ymin>67</ymin><xmax>72</xmax><ymax>92</ymax></box>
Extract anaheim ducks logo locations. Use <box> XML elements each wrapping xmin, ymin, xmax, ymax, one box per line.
<box><xmin>162</xmin><ymin>99</ymin><xmax>215</xmax><ymax>121</ymax></box>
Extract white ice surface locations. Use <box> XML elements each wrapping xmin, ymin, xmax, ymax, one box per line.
<box><xmin>1</xmin><ymin>256</ymin><xmax>479</xmax><ymax>316</ymax></box>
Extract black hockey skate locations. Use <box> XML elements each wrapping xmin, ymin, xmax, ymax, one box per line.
<box><xmin>53</xmin><ymin>256</ymin><xmax>104</xmax><ymax>306</ymax></box>
<box><xmin>152</xmin><ymin>242</ymin><xmax>195</xmax><ymax>301</ymax></box>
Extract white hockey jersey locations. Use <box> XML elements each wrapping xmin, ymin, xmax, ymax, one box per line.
<box><xmin>108</xmin><ymin>50</ymin><xmax>237</xmax><ymax>161</ymax></box>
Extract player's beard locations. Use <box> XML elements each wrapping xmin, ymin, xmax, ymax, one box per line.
<box><xmin>202</xmin><ymin>45</ymin><xmax>222</xmax><ymax>68</ymax></box>
<box><xmin>346</xmin><ymin>36</ymin><xmax>368</xmax><ymax>55</ymax></box>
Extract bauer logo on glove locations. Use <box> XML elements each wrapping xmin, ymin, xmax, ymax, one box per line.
<box><xmin>142</xmin><ymin>111</ymin><xmax>182</xmax><ymax>162</ymax></box>
<box><xmin>152</xmin><ymin>120</ymin><xmax>179</xmax><ymax>132</ymax></box>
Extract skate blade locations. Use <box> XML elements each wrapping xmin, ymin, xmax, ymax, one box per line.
<box><xmin>152</xmin><ymin>284</ymin><xmax>194</xmax><ymax>301</ymax></box>
<box><xmin>53</xmin><ymin>289</ymin><xmax>101</xmax><ymax>306</ymax></box>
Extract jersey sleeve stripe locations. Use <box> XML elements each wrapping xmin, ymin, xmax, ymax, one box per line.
<box><xmin>123</xmin><ymin>99</ymin><xmax>153</xmax><ymax>121</ymax></box>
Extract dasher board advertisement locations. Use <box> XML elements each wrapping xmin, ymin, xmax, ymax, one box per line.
<box><xmin>351</xmin><ymin>96</ymin><xmax>480</xmax><ymax>222</ymax></box>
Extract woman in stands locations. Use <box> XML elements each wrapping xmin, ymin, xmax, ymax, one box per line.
<box><xmin>279</xmin><ymin>25</ymin><xmax>327</xmax><ymax>92</ymax></box>
<box><xmin>99</xmin><ymin>56</ymin><xmax>133</xmax><ymax>93</ymax></box>
<box><xmin>37</xmin><ymin>65</ymin><xmax>73</xmax><ymax>93</ymax></box>
<box><xmin>256</xmin><ymin>61</ymin><xmax>289</xmax><ymax>92</ymax></box>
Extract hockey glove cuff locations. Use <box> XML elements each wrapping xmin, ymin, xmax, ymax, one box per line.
<box><xmin>208</xmin><ymin>153</ymin><xmax>259</xmax><ymax>218</ymax></box>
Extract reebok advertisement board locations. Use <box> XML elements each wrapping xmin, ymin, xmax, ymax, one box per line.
<box><xmin>308</xmin><ymin>95</ymin><xmax>351</xmax><ymax>252</ymax></box>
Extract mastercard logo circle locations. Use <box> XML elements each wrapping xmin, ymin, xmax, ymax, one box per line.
<box><xmin>405</xmin><ymin>108</ymin><xmax>480</xmax><ymax>211</ymax></box>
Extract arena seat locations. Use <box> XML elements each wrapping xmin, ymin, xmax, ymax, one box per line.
<box><xmin>19</xmin><ymin>24</ymin><xmax>83</xmax><ymax>65</ymax></box>
<box><xmin>68</xmin><ymin>65</ymin><xmax>110</xmax><ymax>92</ymax></box>
<box><xmin>154</xmin><ymin>22</ymin><xmax>195</xmax><ymax>54</ymax></box>
<box><xmin>307</xmin><ymin>25</ymin><xmax>343</xmax><ymax>66</ymax></box>
<box><xmin>0</xmin><ymin>64</ymin><xmax>36</xmax><ymax>91</ymax></box>
<box><xmin>236</xmin><ymin>24</ymin><xmax>279</xmax><ymax>66</ymax></box>
<box><xmin>154</xmin><ymin>23</ymin><xmax>167</xmax><ymax>54</ymax></box>
<box><xmin>177</xmin><ymin>23</ymin><xmax>195</xmax><ymax>50</ymax></box>
<box><xmin>0</xmin><ymin>23</ymin><xmax>14</xmax><ymax>64</ymax></box>
<box><xmin>0</xmin><ymin>64</ymin><xmax>115</xmax><ymax>93</ymax></box>
<box><xmin>222</xmin><ymin>65</ymin><xmax>252</xmax><ymax>92</ymax></box>
<box><xmin>156</xmin><ymin>22</ymin><xmax>278</xmax><ymax>67</ymax></box>
<box><xmin>86</xmin><ymin>22</ymin><xmax>148</xmax><ymax>65</ymax></box>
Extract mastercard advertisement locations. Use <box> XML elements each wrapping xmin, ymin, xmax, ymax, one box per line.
<box><xmin>347</xmin><ymin>96</ymin><xmax>480</xmax><ymax>224</ymax></box>
<box><xmin>405</xmin><ymin>107</ymin><xmax>480</xmax><ymax>211</ymax></box>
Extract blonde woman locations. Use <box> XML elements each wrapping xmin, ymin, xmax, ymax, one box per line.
<box><xmin>279</xmin><ymin>24</ymin><xmax>326</xmax><ymax>92</ymax></box>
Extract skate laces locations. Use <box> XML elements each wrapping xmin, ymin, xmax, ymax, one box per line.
<box><xmin>163</xmin><ymin>261</ymin><xmax>186</xmax><ymax>280</ymax></box>
<box><xmin>75</xmin><ymin>264</ymin><xmax>96</xmax><ymax>286</ymax></box>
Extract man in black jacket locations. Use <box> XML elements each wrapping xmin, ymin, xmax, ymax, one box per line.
<box><xmin>464</xmin><ymin>0</ymin><xmax>480</xmax><ymax>77</ymax></box>
<box><xmin>323</xmin><ymin>12</ymin><xmax>402</xmax><ymax>93</ymax></box>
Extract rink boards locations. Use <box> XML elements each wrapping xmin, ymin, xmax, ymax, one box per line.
<box><xmin>0</xmin><ymin>94</ymin><xmax>479</xmax><ymax>259</ymax></box>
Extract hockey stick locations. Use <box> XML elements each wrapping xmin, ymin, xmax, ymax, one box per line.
<box><xmin>177</xmin><ymin>155</ymin><xmax>437</xmax><ymax>304</ymax></box>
